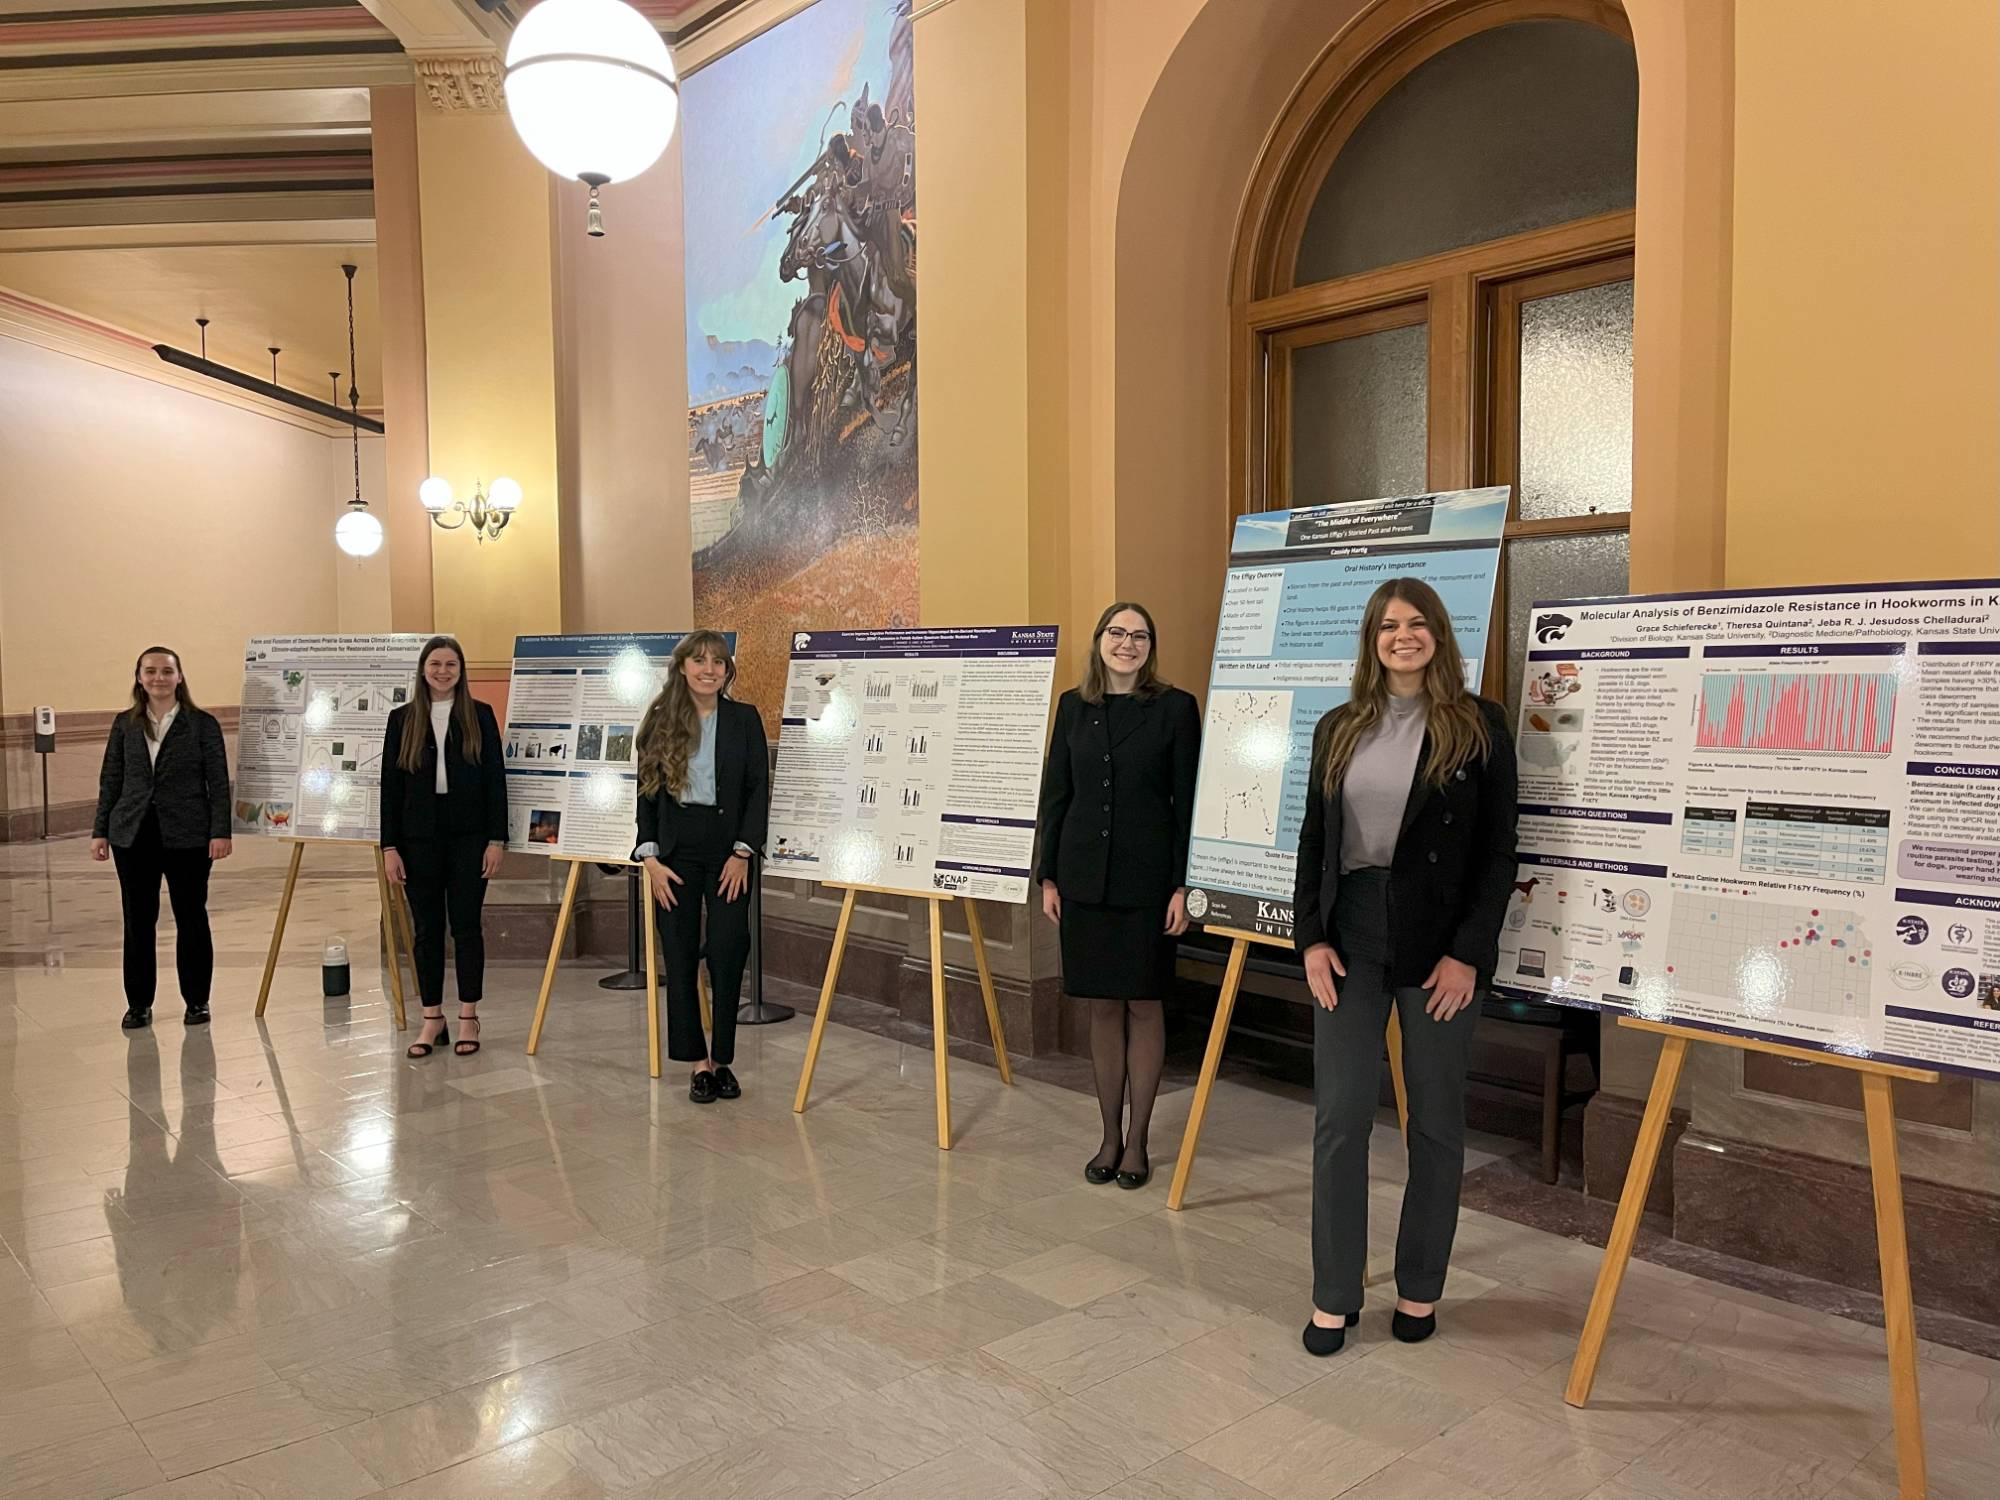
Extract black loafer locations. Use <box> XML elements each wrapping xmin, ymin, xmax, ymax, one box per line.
<box><xmin>1301</xmin><ymin>1309</ymin><xmax>1362</xmax><ymax>1357</ymax></box>
<box><xmin>121</xmin><ymin>1007</ymin><xmax>152</xmax><ymax>1031</ymax></box>
<box><xmin>689</xmin><ymin>1070</ymin><xmax>718</xmax><ymax>1104</ymax></box>
<box><xmin>711</xmin><ymin>1066</ymin><xmax>740</xmax><ymax>1099</ymax></box>
<box><xmin>183</xmin><ymin>1004</ymin><xmax>210</xmax><ymax>1026</ymax></box>
<box><xmin>1391</xmin><ymin>1309</ymin><xmax>1437</xmax><ymax>1343</ymax></box>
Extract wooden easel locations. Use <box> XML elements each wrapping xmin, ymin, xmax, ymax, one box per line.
<box><xmin>792</xmin><ymin>881</ymin><xmax>1012</xmax><ymax>1149</ymax></box>
<box><xmin>523</xmin><ymin>856</ymin><xmax>713</xmax><ymax>1079</ymax></box>
<box><xmin>1566</xmin><ymin>1017</ymin><xmax>1934</xmax><ymax>1499</ymax></box>
<box><xmin>253</xmin><ymin>837</ymin><xmax>415</xmax><ymax>1029</ymax></box>
<box><xmin>1169</xmin><ymin>925</ymin><xmax>1409</xmax><ymax>1211</ymax></box>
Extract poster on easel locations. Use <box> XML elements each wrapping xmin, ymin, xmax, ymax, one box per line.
<box><xmin>1491</xmin><ymin>577</ymin><xmax>2000</xmax><ymax>1081</ymax></box>
<box><xmin>502</xmin><ymin>633</ymin><xmax>731</xmax><ymax>861</ymax></box>
<box><xmin>1181</xmin><ymin>489</ymin><xmax>1510</xmax><ymax>940</ymax></box>
<box><xmin>234</xmin><ymin>635</ymin><xmax>429</xmax><ymax>841</ymax></box>
<box><xmin>767</xmin><ymin>626</ymin><xmax>1060</xmax><ymax>900</ymax></box>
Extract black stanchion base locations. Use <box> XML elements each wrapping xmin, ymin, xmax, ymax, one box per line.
<box><xmin>737</xmin><ymin>999</ymin><xmax>795</xmax><ymax>1025</ymax></box>
<box><xmin>598</xmin><ymin>971</ymin><xmax>648</xmax><ymax>991</ymax></box>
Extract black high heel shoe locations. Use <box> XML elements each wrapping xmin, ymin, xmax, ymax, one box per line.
<box><xmin>1301</xmin><ymin>1308</ymin><xmax>1362</xmax><ymax>1357</ymax></box>
<box><xmin>407</xmin><ymin>1011</ymin><xmax>448</xmax><ymax>1058</ymax></box>
<box><xmin>453</xmin><ymin>1008</ymin><xmax>481</xmax><ymax>1056</ymax></box>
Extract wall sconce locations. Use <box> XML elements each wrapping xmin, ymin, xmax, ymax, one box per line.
<box><xmin>419</xmin><ymin>475</ymin><xmax>521</xmax><ymax>542</ymax></box>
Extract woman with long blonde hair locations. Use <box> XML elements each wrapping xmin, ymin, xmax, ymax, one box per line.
<box><xmin>380</xmin><ymin>636</ymin><xmax>506</xmax><ymax>1057</ymax></box>
<box><xmin>632</xmin><ymin>631</ymin><xmax>768</xmax><ymax>1103</ymax></box>
<box><xmin>1292</xmin><ymin>578</ymin><xmax>1516</xmax><ymax>1356</ymax></box>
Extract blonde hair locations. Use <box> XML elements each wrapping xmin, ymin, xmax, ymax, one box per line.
<box><xmin>1317</xmin><ymin>578</ymin><xmax>1491</xmax><ymax>797</ymax></box>
<box><xmin>397</xmin><ymin>636</ymin><xmax>481</xmax><ymax>773</ymax></box>
<box><xmin>637</xmin><ymin>631</ymin><xmax>736</xmax><ymax>797</ymax></box>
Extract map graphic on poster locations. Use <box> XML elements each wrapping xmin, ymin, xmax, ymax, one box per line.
<box><xmin>1183</xmin><ymin>489</ymin><xmax>1510</xmax><ymax>940</ymax></box>
<box><xmin>1492</xmin><ymin>578</ymin><xmax>2000</xmax><ymax>1081</ymax></box>
<box><xmin>233</xmin><ymin>635</ymin><xmax>429</xmax><ymax>841</ymax></box>
<box><xmin>768</xmin><ymin>627</ymin><xmax>1059</xmax><ymax>900</ymax></box>
<box><xmin>502</xmin><ymin>634</ymin><xmax>730</xmax><ymax>862</ymax></box>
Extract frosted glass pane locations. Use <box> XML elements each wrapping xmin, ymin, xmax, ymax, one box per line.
<box><xmin>1519</xmin><ymin>279</ymin><xmax>1633</xmax><ymax>518</ymax></box>
<box><xmin>1298</xmin><ymin>21</ymin><xmax>1637</xmax><ymax>284</ymax></box>
<box><xmin>1289</xmin><ymin>323</ymin><xmax>1428</xmax><ymax>507</ymax></box>
<box><xmin>1503</xmin><ymin>533</ymin><xmax>1628</xmax><ymax>713</ymax></box>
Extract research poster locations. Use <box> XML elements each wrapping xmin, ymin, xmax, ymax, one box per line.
<box><xmin>502</xmin><ymin>633</ymin><xmax>725</xmax><ymax>862</ymax></box>
<box><xmin>1492</xmin><ymin>579</ymin><xmax>2000</xmax><ymax>1081</ymax></box>
<box><xmin>233</xmin><ymin>635</ymin><xmax>429</xmax><ymax>841</ymax></box>
<box><xmin>1183</xmin><ymin>489</ymin><xmax>1510</xmax><ymax>939</ymax></box>
<box><xmin>768</xmin><ymin>626</ymin><xmax>1060</xmax><ymax>900</ymax></box>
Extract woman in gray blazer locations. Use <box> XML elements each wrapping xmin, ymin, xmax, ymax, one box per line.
<box><xmin>92</xmin><ymin>646</ymin><xmax>232</xmax><ymax>1030</ymax></box>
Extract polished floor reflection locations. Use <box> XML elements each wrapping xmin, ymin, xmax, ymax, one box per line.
<box><xmin>2</xmin><ymin>837</ymin><xmax>1995</xmax><ymax>1498</ymax></box>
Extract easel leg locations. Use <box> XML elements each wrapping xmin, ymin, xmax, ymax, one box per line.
<box><xmin>793</xmin><ymin>887</ymin><xmax>858</xmax><ymax>1113</ymax></box>
<box><xmin>1168</xmin><ymin>937</ymin><xmax>1248</xmax><ymax>1211</ymax></box>
<box><xmin>1387</xmin><ymin>1008</ymin><xmax>1409</xmax><ymax>1138</ymax></box>
<box><xmin>699</xmin><ymin>968</ymin><xmax>714</xmax><ymax>1034</ymax></box>
<box><xmin>254</xmin><ymin>842</ymin><xmax>304</xmax><ymax>1018</ymax></box>
<box><xmin>644</xmin><ymin>892</ymin><xmax>662</xmax><ymax>1080</ymax></box>
<box><xmin>962</xmin><ymin>901</ymin><xmax>1012</xmax><ymax>1085</ymax></box>
<box><xmin>371</xmin><ymin>849</ymin><xmax>408</xmax><ymax>1031</ymax></box>
<box><xmin>391</xmin><ymin>885</ymin><xmax>418</xmax><ymax>997</ymax></box>
<box><xmin>1861</xmin><ymin>1072</ymin><xmax>1927</xmax><ymax>1500</ymax></box>
<box><xmin>1565</xmin><ymin>1031</ymin><xmax>1689</xmax><ymax>1406</ymax></box>
<box><xmin>929</xmin><ymin>898</ymin><xmax>951</xmax><ymax>1150</ymax></box>
<box><xmin>526</xmin><ymin>860</ymin><xmax>582</xmax><ymax>1056</ymax></box>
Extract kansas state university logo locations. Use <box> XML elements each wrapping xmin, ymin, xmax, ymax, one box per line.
<box><xmin>1533</xmin><ymin>613</ymin><xmax>1573</xmax><ymax>645</ymax></box>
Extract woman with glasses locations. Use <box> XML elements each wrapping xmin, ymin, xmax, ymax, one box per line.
<box><xmin>1037</xmin><ymin>602</ymin><xmax>1201</xmax><ymax>1189</ymax></box>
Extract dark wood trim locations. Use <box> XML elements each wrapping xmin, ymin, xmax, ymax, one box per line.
<box><xmin>0</xmin><ymin>39</ymin><xmax>404</xmax><ymax>71</ymax></box>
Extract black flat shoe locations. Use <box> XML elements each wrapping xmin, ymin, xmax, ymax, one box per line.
<box><xmin>183</xmin><ymin>1004</ymin><xmax>210</xmax><ymax>1026</ymax></box>
<box><xmin>711</xmin><ymin>1065</ymin><xmax>740</xmax><ymax>1099</ymax></box>
<box><xmin>1114</xmin><ymin>1157</ymin><xmax>1150</xmax><ymax>1191</ymax></box>
<box><xmin>1084</xmin><ymin>1159</ymin><xmax>1119</xmax><ymax>1185</ymax></box>
<box><xmin>1301</xmin><ymin>1310</ymin><xmax>1362</xmax><ymax>1357</ymax></box>
<box><xmin>1391</xmin><ymin>1309</ymin><xmax>1437</xmax><ymax>1343</ymax></box>
<box><xmin>121</xmin><ymin>1007</ymin><xmax>152</xmax><ymax>1031</ymax></box>
<box><xmin>689</xmin><ymin>1069</ymin><xmax>718</xmax><ymax>1104</ymax></box>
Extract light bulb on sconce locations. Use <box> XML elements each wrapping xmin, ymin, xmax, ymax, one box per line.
<box><xmin>420</xmin><ymin>475</ymin><xmax>520</xmax><ymax>542</ymax></box>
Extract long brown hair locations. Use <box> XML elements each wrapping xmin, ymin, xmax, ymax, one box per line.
<box><xmin>125</xmin><ymin>645</ymin><xmax>199</xmax><ymax>739</ymax></box>
<box><xmin>1079</xmin><ymin>601</ymin><xmax>1168</xmax><ymax>705</ymax></box>
<box><xmin>1318</xmin><ymin>578</ymin><xmax>1491</xmax><ymax>796</ymax></box>
<box><xmin>637</xmin><ymin>631</ymin><xmax>736</xmax><ymax>798</ymax></box>
<box><xmin>397</xmin><ymin>636</ymin><xmax>481</xmax><ymax>773</ymax></box>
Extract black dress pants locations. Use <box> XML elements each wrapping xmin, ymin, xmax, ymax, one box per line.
<box><xmin>653</xmin><ymin>804</ymin><xmax>751</xmax><ymax>1066</ymax></box>
<box><xmin>400</xmin><ymin>834</ymin><xmax>489</xmax><ymax>1008</ymax></box>
<box><xmin>112</xmin><ymin>809</ymin><xmax>214</xmax><ymax>1012</ymax></box>
<box><xmin>1311</xmin><ymin>868</ymin><xmax>1478</xmax><ymax>1313</ymax></box>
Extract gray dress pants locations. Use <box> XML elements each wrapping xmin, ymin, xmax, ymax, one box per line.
<box><xmin>1311</xmin><ymin>868</ymin><xmax>1478</xmax><ymax>1313</ymax></box>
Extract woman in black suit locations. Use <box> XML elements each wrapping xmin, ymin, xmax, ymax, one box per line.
<box><xmin>92</xmin><ymin>645</ymin><xmax>232</xmax><ymax>1030</ymax></box>
<box><xmin>1038</xmin><ymin>602</ymin><xmax>1201</xmax><ymax>1189</ymax></box>
<box><xmin>1293</xmin><ymin>578</ymin><xmax>1517</xmax><ymax>1356</ymax></box>
<box><xmin>632</xmin><ymin>631</ymin><xmax>768</xmax><ymax>1103</ymax></box>
<box><xmin>380</xmin><ymin>635</ymin><xmax>506</xmax><ymax>1058</ymax></box>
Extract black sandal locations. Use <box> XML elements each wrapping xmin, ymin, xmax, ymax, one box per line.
<box><xmin>407</xmin><ymin>1011</ymin><xmax>448</xmax><ymax>1058</ymax></box>
<box><xmin>453</xmin><ymin>1008</ymin><xmax>481</xmax><ymax>1056</ymax></box>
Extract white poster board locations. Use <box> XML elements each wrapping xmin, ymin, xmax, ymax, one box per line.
<box><xmin>768</xmin><ymin>626</ymin><xmax>1060</xmax><ymax>900</ymax></box>
<box><xmin>233</xmin><ymin>635</ymin><xmax>429</xmax><ymax>841</ymax></box>
<box><xmin>501</xmin><ymin>633</ymin><xmax>726</xmax><ymax>861</ymax></box>
<box><xmin>1493</xmin><ymin>578</ymin><xmax>2000</xmax><ymax>1080</ymax></box>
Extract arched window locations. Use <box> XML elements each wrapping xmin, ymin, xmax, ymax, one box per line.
<box><xmin>1233</xmin><ymin>2</ymin><xmax>1637</xmax><ymax>708</ymax></box>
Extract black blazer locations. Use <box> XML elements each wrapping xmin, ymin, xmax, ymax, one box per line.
<box><xmin>94</xmin><ymin>708</ymin><xmax>230</xmax><ymax>849</ymax></box>
<box><xmin>1037</xmin><ymin>686</ymin><xmax>1202</xmax><ymax>907</ymax></box>
<box><xmin>632</xmin><ymin>698</ymin><xmax>770</xmax><ymax>861</ymax></box>
<box><xmin>1292</xmin><ymin>697</ymin><xmax>1517</xmax><ymax>987</ymax></box>
<box><xmin>378</xmin><ymin>699</ymin><xmax>507</xmax><ymax>849</ymax></box>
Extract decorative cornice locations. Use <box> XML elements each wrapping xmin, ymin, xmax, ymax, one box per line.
<box><xmin>414</xmin><ymin>54</ymin><xmax>503</xmax><ymax>113</ymax></box>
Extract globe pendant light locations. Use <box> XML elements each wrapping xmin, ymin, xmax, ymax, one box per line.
<box><xmin>505</xmin><ymin>0</ymin><xmax>679</xmax><ymax>237</ymax></box>
<box><xmin>332</xmin><ymin>263</ymin><xmax>383</xmax><ymax>558</ymax></box>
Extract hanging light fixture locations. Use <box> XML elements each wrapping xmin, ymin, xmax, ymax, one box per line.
<box><xmin>332</xmin><ymin>263</ymin><xmax>383</xmax><ymax>559</ymax></box>
<box><xmin>504</xmin><ymin>0</ymin><xmax>679</xmax><ymax>237</ymax></box>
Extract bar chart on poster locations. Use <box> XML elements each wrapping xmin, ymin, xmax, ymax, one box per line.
<box><xmin>766</xmin><ymin>627</ymin><xmax>1059</xmax><ymax>901</ymax></box>
<box><xmin>1493</xmin><ymin>578</ymin><xmax>2000</xmax><ymax>1079</ymax></box>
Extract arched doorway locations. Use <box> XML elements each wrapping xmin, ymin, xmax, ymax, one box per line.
<box><xmin>1231</xmin><ymin>0</ymin><xmax>1638</xmax><ymax>710</ymax></box>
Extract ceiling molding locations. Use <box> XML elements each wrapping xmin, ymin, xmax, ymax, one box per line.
<box><xmin>0</xmin><ymin>88</ymin><xmax>373</xmax><ymax>158</ymax></box>
<box><xmin>0</xmin><ymin>187</ymin><xmax>375</xmax><ymax>231</ymax></box>
<box><xmin>0</xmin><ymin>285</ymin><xmax>354</xmax><ymax>437</ymax></box>
<box><xmin>0</xmin><ymin>52</ymin><xmax>410</xmax><ymax>104</ymax></box>
<box><xmin>0</xmin><ymin>216</ymin><xmax>375</xmax><ymax>253</ymax></box>
<box><xmin>413</xmin><ymin>53</ymin><xmax>504</xmax><ymax>112</ymax></box>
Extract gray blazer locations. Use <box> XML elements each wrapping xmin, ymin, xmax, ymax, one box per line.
<box><xmin>94</xmin><ymin>708</ymin><xmax>231</xmax><ymax>849</ymax></box>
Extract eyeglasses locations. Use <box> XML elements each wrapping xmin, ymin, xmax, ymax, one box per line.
<box><xmin>1103</xmin><ymin>627</ymin><xmax>1152</xmax><ymax>646</ymax></box>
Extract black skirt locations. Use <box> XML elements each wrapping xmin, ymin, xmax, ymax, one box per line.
<box><xmin>1059</xmin><ymin>899</ymin><xmax>1176</xmax><ymax>999</ymax></box>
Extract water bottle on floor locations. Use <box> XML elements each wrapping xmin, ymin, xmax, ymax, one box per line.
<box><xmin>322</xmin><ymin>936</ymin><xmax>350</xmax><ymax>997</ymax></box>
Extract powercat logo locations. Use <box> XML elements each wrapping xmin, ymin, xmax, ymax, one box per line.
<box><xmin>1533</xmin><ymin>613</ymin><xmax>1573</xmax><ymax>645</ymax></box>
<box><xmin>932</xmin><ymin>871</ymin><xmax>969</xmax><ymax>892</ymax></box>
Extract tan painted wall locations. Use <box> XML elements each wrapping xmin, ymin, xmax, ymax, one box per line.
<box><xmin>0</xmin><ymin>334</ymin><xmax>349</xmax><ymax>714</ymax></box>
